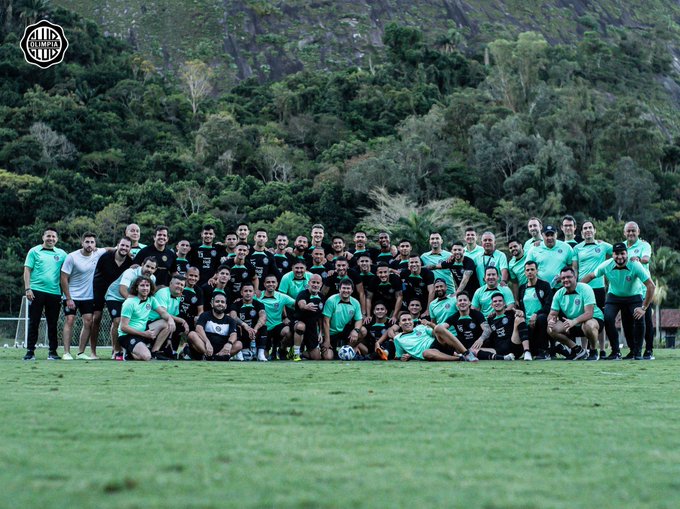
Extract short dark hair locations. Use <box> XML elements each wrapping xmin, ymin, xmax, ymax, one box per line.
<box><xmin>237</xmin><ymin>222</ymin><xmax>249</xmax><ymax>229</ymax></box>
<box><xmin>142</xmin><ymin>256</ymin><xmax>158</xmax><ymax>266</ymax></box>
<box><xmin>465</xmin><ymin>227</ymin><xmax>476</xmax><ymax>233</ymax></box>
<box><xmin>255</xmin><ymin>228</ymin><xmax>268</xmax><ymax>235</ymax></box>
<box><xmin>119</xmin><ymin>236</ymin><xmax>133</xmax><ymax>244</ymax></box>
<box><xmin>170</xmin><ymin>274</ymin><xmax>186</xmax><ymax>282</ymax></box>
<box><xmin>81</xmin><ymin>232</ymin><xmax>97</xmax><ymax>240</ymax></box>
<box><xmin>202</xmin><ymin>224</ymin><xmax>216</xmax><ymax>232</ymax></box>
<box><xmin>236</xmin><ymin>242</ymin><xmax>250</xmax><ymax>249</ymax></box>
<box><xmin>339</xmin><ymin>278</ymin><xmax>354</xmax><ymax>289</ymax></box>
<box><xmin>398</xmin><ymin>239</ymin><xmax>412</xmax><ymax>245</ymax></box>
<box><xmin>241</xmin><ymin>282</ymin><xmax>255</xmax><ymax>291</ymax></box>
<box><xmin>451</xmin><ymin>240</ymin><xmax>465</xmax><ymax>247</ymax></box>
<box><xmin>335</xmin><ymin>257</ymin><xmax>348</xmax><ymax>264</ymax></box>
<box><xmin>560</xmin><ymin>266</ymin><xmax>576</xmax><ymax>275</ymax></box>
<box><xmin>524</xmin><ymin>260</ymin><xmax>538</xmax><ymax>269</ymax></box>
<box><xmin>562</xmin><ymin>215</ymin><xmax>576</xmax><ymax>224</ymax></box>
<box><xmin>508</xmin><ymin>238</ymin><xmax>520</xmax><ymax>245</ymax></box>
<box><xmin>457</xmin><ymin>291</ymin><xmax>471</xmax><ymax>300</ymax></box>
<box><xmin>275</xmin><ymin>232</ymin><xmax>288</xmax><ymax>238</ymax></box>
<box><xmin>155</xmin><ymin>225</ymin><xmax>169</xmax><ymax>234</ymax></box>
<box><xmin>490</xmin><ymin>292</ymin><xmax>505</xmax><ymax>301</ymax></box>
<box><xmin>217</xmin><ymin>264</ymin><xmax>231</xmax><ymax>273</ymax></box>
<box><xmin>44</xmin><ymin>226</ymin><xmax>58</xmax><ymax>234</ymax></box>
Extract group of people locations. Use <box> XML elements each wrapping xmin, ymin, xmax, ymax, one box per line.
<box><xmin>22</xmin><ymin>215</ymin><xmax>656</xmax><ymax>363</ymax></box>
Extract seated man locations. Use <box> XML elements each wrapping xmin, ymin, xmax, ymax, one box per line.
<box><xmin>437</xmin><ymin>292</ymin><xmax>488</xmax><ymax>352</ymax></box>
<box><xmin>146</xmin><ymin>274</ymin><xmax>190</xmax><ymax>359</ymax></box>
<box><xmin>471</xmin><ymin>267</ymin><xmax>515</xmax><ymax>318</ymax></box>
<box><xmin>322</xmin><ymin>280</ymin><xmax>366</xmax><ymax>360</ymax></box>
<box><xmin>117</xmin><ymin>276</ymin><xmax>175</xmax><ymax>361</ymax></box>
<box><xmin>547</xmin><ymin>267</ymin><xmax>602</xmax><ymax>361</ymax></box>
<box><xmin>229</xmin><ymin>282</ymin><xmax>268</xmax><ymax>362</ymax></box>
<box><xmin>291</xmin><ymin>274</ymin><xmax>325</xmax><ymax>361</ymax></box>
<box><xmin>369</xmin><ymin>302</ymin><xmax>394</xmax><ymax>359</ymax></box>
<box><xmin>471</xmin><ymin>292</ymin><xmax>531</xmax><ymax>361</ymax></box>
<box><xmin>395</xmin><ymin>313</ymin><xmax>477</xmax><ymax>362</ymax></box>
<box><xmin>187</xmin><ymin>293</ymin><xmax>241</xmax><ymax>361</ymax></box>
<box><xmin>256</xmin><ymin>274</ymin><xmax>295</xmax><ymax>360</ymax></box>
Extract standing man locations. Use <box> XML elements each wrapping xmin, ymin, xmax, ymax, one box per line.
<box><xmin>173</xmin><ymin>266</ymin><xmax>204</xmax><ymax>356</ymax></box>
<box><xmin>475</xmin><ymin>232</ymin><xmax>509</xmax><ymax>289</ymax></box>
<box><xmin>561</xmin><ymin>215</ymin><xmax>581</xmax><ymax>248</ymax></box>
<box><xmin>133</xmin><ymin>225</ymin><xmax>176</xmax><ymax>287</ymax></box>
<box><xmin>375</xmin><ymin>232</ymin><xmax>397</xmax><ymax>265</ymax></box>
<box><xmin>365</xmin><ymin>263</ymin><xmax>403</xmax><ymax>324</ymax></box>
<box><xmin>421</xmin><ymin>232</ymin><xmax>455</xmax><ymax>294</ymax></box>
<box><xmin>464</xmin><ymin>228</ymin><xmax>484</xmax><ymax>266</ymax></box>
<box><xmin>236</xmin><ymin>223</ymin><xmax>251</xmax><ymax>248</ymax></box>
<box><xmin>581</xmin><ymin>243</ymin><xmax>655</xmax><ymax>360</ymax></box>
<box><xmin>91</xmin><ymin>236</ymin><xmax>133</xmax><ymax>356</ymax></box>
<box><xmin>248</xmin><ymin>229</ymin><xmax>280</xmax><ymax>290</ymax></box>
<box><xmin>188</xmin><ymin>224</ymin><xmax>225</xmax><ymax>285</ymax></box>
<box><xmin>390</xmin><ymin>239</ymin><xmax>413</xmax><ymax>272</ymax></box>
<box><xmin>273</xmin><ymin>233</ymin><xmax>292</xmax><ymax>274</ymax></box>
<box><xmin>257</xmin><ymin>274</ymin><xmax>295</xmax><ymax>360</ymax></box>
<box><xmin>526</xmin><ymin>225</ymin><xmax>574</xmax><ymax>289</ymax></box>
<box><xmin>226</xmin><ymin>243</ymin><xmax>259</xmax><ymax>302</ymax></box>
<box><xmin>400</xmin><ymin>255</ymin><xmax>435</xmax><ymax>315</ymax></box>
<box><xmin>60</xmin><ymin>232</ymin><xmax>107</xmax><ymax>360</ymax></box>
<box><xmin>441</xmin><ymin>241</ymin><xmax>479</xmax><ymax>296</ymax></box>
<box><xmin>172</xmin><ymin>239</ymin><xmax>192</xmax><ymax>277</ymax></box>
<box><xmin>507</xmin><ymin>238</ymin><xmax>528</xmax><ymax>291</ymax></box>
<box><xmin>23</xmin><ymin>227</ymin><xmax>68</xmax><ymax>361</ymax></box>
<box><xmin>125</xmin><ymin>223</ymin><xmax>146</xmax><ymax>258</ymax></box>
<box><xmin>523</xmin><ymin>217</ymin><xmax>543</xmax><ymax>254</ymax></box>
<box><xmin>623</xmin><ymin>221</ymin><xmax>654</xmax><ymax>359</ymax></box>
<box><xmin>348</xmin><ymin>230</ymin><xmax>378</xmax><ymax>265</ymax></box>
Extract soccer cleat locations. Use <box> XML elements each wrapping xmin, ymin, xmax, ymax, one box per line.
<box><xmin>151</xmin><ymin>351</ymin><xmax>172</xmax><ymax>361</ymax></box>
<box><xmin>287</xmin><ymin>346</ymin><xmax>295</xmax><ymax>361</ymax></box>
<box><xmin>113</xmin><ymin>351</ymin><xmax>125</xmax><ymax>361</ymax></box>
<box><xmin>622</xmin><ymin>351</ymin><xmax>635</xmax><ymax>360</ymax></box>
<box><xmin>292</xmin><ymin>353</ymin><xmax>302</xmax><ymax>362</ymax></box>
<box><xmin>212</xmin><ymin>354</ymin><xmax>231</xmax><ymax>362</ymax></box>
<box><xmin>572</xmin><ymin>347</ymin><xmax>588</xmax><ymax>361</ymax></box>
<box><xmin>585</xmin><ymin>350</ymin><xmax>599</xmax><ymax>361</ymax></box>
<box><xmin>62</xmin><ymin>352</ymin><xmax>74</xmax><ymax>360</ymax></box>
<box><xmin>375</xmin><ymin>346</ymin><xmax>389</xmax><ymax>361</ymax></box>
<box><xmin>47</xmin><ymin>351</ymin><xmax>61</xmax><ymax>360</ymax></box>
<box><xmin>257</xmin><ymin>351</ymin><xmax>269</xmax><ymax>362</ymax></box>
<box><xmin>23</xmin><ymin>351</ymin><xmax>35</xmax><ymax>361</ymax></box>
<box><xmin>503</xmin><ymin>353</ymin><xmax>515</xmax><ymax>361</ymax></box>
<box><xmin>599</xmin><ymin>350</ymin><xmax>607</xmax><ymax>359</ymax></box>
<box><xmin>77</xmin><ymin>352</ymin><xmax>93</xmax><ymax>360</ymax></box>
<box><xmin>533</xmin><ymin>351</ymin><xmax>550</xmax><ymax>360</ymax></box>
<box><xmin>523</xmin><ymin>351</ymin><xmax>533</xmax><ymax>361</ymax></box>
<box><xmin>633</xmin><ymin>355</ymin><xmax>643</xmax><ymax>361</ymax></box>
<box><xmin>232</xmin><ymin>351</ymin><xmax>244</xmax><ymax>361</ymax></box>
<box><xmin>643</xmin><ymin>351</ymin><xmax>655</xmax><ymax>360</ymax></box>
<box><xmin>462</xmin><ymin>350</ymin><xmax>478</xmax><ymax>362</ymax></box>
<box><xmin>553</xmin><ymin>343</ymin><xmax>571</xmax><ymax>359</ymax></box>
<box><xmin>603</xmin><ymin>351</ymin><xmax>622</xmax><ymax>361</ymax></box>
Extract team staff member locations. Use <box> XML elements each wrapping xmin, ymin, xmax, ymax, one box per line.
<box><xmin>421</xmin><ymin>232</ymin><xmax>454</xmax><ymax>294</ymax></box>
<box><xmin>527</xmin><ymin>225</ymin><xmax>573</xmax><ymax>289</ymax></box>
<box><xmin>516</xmin><ymin>261</ymin><xmax>552</xmax><ymax>360</ymax></box>
<box><xmin>471</xmin><ymin>267</ymin><xmax>515</xmax><ymax>318</ymax></box>
<box><xmin>581</xmin><ymin>243</ymin><xmax>655</xmax><ymax>360</ymax></box>
<box><xmin>322</xmin><ymin>280</ymin><xmax>365</xmax><ymax>359</ymax></box>
<box><xmin>256</xmin><ymin>274</ymin><xmax>295</xmax><ymax>360</ymax></box>
<box><xmin>146</xmin><ymin>274</ymin><xmax>189</xmax><ymax>359</ymax></box>
<box><xmin>23</xmin><ymin>227</ymin><xmax>68</xmax><ymax>361</ymax></box>
<box><xmin>292</xmin><ymin>274</ymin><xmax>325</xmax><ymax>361</ymax></box>
<box><xmin>133</xmin><ymin>225</ymin><xmax>176</xmax><ymax>287</ymax></box>
<box><xmin>60</xmin><ymin>232</ymin><xmax>107</xmax><ymax>360</ymax></box>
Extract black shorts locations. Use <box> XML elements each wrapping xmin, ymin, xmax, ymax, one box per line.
<box><xmin>329</xmin><ymin>322</ymin><xmax>356</xmax><ymax>349</ymax></box>
<box><xmin>267</xmin><ymin>323</ymin><xmax>288</xmax><ymax>342</ymax></box>
<box><xmin>593</xmin><ymin>287</ymin><xmax>606</xmax><ymax>311</ymax></box>
<box><xmin>118</xmin><ymin>334</ymin><xmax>150</xmax><ymax>356</ymax></box>
<box><xmin>63</xmin><ymin>299</ymin><xmax>95</xmax><ymax>316</ymax></box>
<box><xmin>492</xmin><ymin>339</ymin><xmax>524</xmax><ymax>357</ymax></box>
<box><xmin>209</xmin><ymin>336</ymin><xmax>231</xmax><ymax>354</ymax></box>
<box><xmin>568</xmin><ymin>318</ymin><xmax>605</xmax><ymax>339</ymax></box>
<box><xmin>429</xmin><ymin>338</ymin><xmax>457</xmax><ymax>356</ymax></box>
<box><xmin>294</xmin><ymin>319</ymin><xmax>321</xmax><ymax>350</ymax></box>
<box><xmin>106</xmin><ymin>300</ymin><xmax>124</xmax><ymax>319</ymax></box>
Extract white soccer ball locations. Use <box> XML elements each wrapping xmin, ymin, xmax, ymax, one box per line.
<box><xmin>241</xmin><ymin>349</ymin><xmax>254</xmax><ymax>361</ymax></box>
<box><xmin>338</xmin><ymin>344</ymin><xmax>356</xmax><ymax>361</ymax></box>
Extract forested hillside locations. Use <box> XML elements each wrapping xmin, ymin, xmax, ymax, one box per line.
<box><xmin>1</xmin><ymin>1</ymin><xmax>680</xmax><ymax>313</ymax></box>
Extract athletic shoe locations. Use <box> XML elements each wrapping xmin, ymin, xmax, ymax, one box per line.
<box><xmin>643</xmin><ymin>351</ymin><xmax>655</xmax><ymax>360</ymax></box>
<box><xmin>62</xmin><ymin>352</ymin><xmax>74</xmax><ymax>360</ymax></box>
<box><xmin>585</xmin><ymin>350</ymin><xmax>599</xmax><ymax>361</ymax></box>
<box><xmin>554</xmin><ymin>344</ymin><xmax>571</xmax><ymax>359</ymax></box>
<box><xmin>113</xmin><ymin>351</ymin><xmax>125</xmax><ymax>361</ymax></box>
<box><xmin>47</xmin><ymin>351</ymin><xmax>61</xmax><ymax>360</ymax></box>
<box><xmin>633</xmin><ymin>355</ymin><xmax>644</xmax><ymax>361</ymax></box>
<box><xmin>534</xmin><ymin>351</ymin><xmax>550</xmax><ymax>360</ymax></box>
<box><xmin>89</xmin><ymin>354</ymin><xmax>99</xmax><ymax>360</ymax></box>
<box><xmin>23</xmin><ymin>351</ymin><xmax>35</xmax><ymax>361</ymax></box>
<box><xmin>462</xmin><ymin>350</ymin><xmax>478</xmax><ymax>362</ymax></box>
<box><xmin>599</xmin><ymin>350</ymin><xmax>607</xmax><ymax>359</ymax></box>
<box><xmin>503</xmin><ymin>353</ymin><xmax>515</xmax><ymax>361</ymax></box>
<box><xmin>622</xmin><ymin>351</ymin><xmax>635</xmax><ymax>360</ymax></box>
<box><xmin>77</xmin><ymin>352</ymin><xmax>93</xmax><ymax>360</ymax></box>
<box><xmin>292</xmin><ymin>353</ymin><xmax>302</xmax><ymax>362</ymax></box>
<box><xmin>151</xmin><ymin>351</ymin><xmax>172</xmax><ymax>361</ymax></box>
<box><xmin>572</xmin><ymin>347</ymin><xmax>588</xmax><ymax>361</ymax></box>
<box><xmin>523</xmin><ymin>351</ymin><xmax>533</xmax><ymax>361</ymax></box>
<box><xmin>287</xmin><ymin>346</ymin><xmax>295</xmax><ymax>361</ymax></box>
<box><xmin>212</xmin><ymin>354</ymin><xmax>231</xmax><ymax>361</ymax></box>
<box><xmin>375</xmin><ymin>346</ymin><xmax>389</xmax><ymax>361</ymax></box>
<box><xmin>232</xmin><ymin>351</ymin><xmax>244</xmax><ymax>361</ymax></box>
<box><xmin>603</xmin><ymin>351</ymin><xmax>621</xmax><ymax>361</ymax></box>
<box><xmin>257</xmin><ymin>353</ymin><xmax>269</xmax><ymax>362</ymax></box>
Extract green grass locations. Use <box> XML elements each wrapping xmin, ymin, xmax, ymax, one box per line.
<box><xmin>2</xmin><ymin>348</ymin><xmax>680</xmax><ymax>508</ymax></box>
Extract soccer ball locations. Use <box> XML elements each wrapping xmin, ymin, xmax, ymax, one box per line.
<box><xmin>338</xmin><ymin>345</ymin><xmax>356</xmax><ymax>361</ymax></box>
<box><xmin>241</xmin><ymin>349</ymin><xmax>254</xmax><ymax>361</ymax></box>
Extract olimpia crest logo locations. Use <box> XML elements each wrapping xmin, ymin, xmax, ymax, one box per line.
<box><xmin>20</xmin><ymin>20</ymin><xmax>68</xmax><ymax>69</ymax></box>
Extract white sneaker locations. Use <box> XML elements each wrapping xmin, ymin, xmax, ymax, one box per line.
<box><xmin>257</xmin><ymin>353</ymin><xmax>268</xmax><ymax>362</ymax></box>
<box><xmin>62</xmin><ymin>352</ymin><xmax>73</xmax><ymax>360</ymax></box>
<box><xmin>523</xmin><ymin>351</ymin><xmax>532</xmax><ymax>361</ymax></box>
<box><xmin>77</xmin><ymin>352</ymin><xmax>93</xmax><ymax>360</ymax></box>
<box><xmin>232</xmin><ymin>351</ymin><xmax>244</xmax><ymax>361</ymax></box>
<box><xmin>503</xmin><ymin>353</ymin><xmax>515</xmax><ymax>361</ymax></box>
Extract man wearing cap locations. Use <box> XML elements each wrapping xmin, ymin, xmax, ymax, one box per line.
<box><xmin>581</xmin><ymin>243</ymin><xmax>655</xmax><ymax>360</ymax></box>
<box><xmin>526</xmin><ymin>225</ymin><xmax>574</xmax><ymax>289</ymax></box>
<box><xmin>623</xmin><ymin>221</ymin><xmax>654</xmax><ymax>359</ymax></box>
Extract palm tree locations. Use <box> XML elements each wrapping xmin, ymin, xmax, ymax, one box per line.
<box><xmin>650</xmin><ymin>246</ymin><xmax>680</xmax><ymax>339</ymax></box>
<box><xmin>18</xmin><ymin>0</ymin><xmax>50</xmax><ymax>26</ymax></box>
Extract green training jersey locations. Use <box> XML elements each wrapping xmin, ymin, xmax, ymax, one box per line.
<box><xmin>474</xmin><ymin>250</ymin><xmax>509</xmax><ymax>287</ymax></box>
<box><xmin>594</xmin><ymin>259</ymin><xmax>649</xmax><ymax>298</ymax></box>
<box><xmin>118</xmin><ymin>296</ymin><xmax>154</xmax><ymax>335</ymax></box>
<box><xmin>526</xmin><ymin>240</ymin><xmax>574</xmax><ymax>288</ymax></box>
<box><xmin>420</xmin><ymin>250</ymin><xmax>455</xmax><ymax>294</ymax></box>
<box><xmin>625</xmin><ymin>239</ymin><xmax>652</xmax><ymax>298</ymax></box>
<box><xmin>278</xmin><ymin>271</ymin><xmax>311</xmax><ymax>300</ymax></box>
<box><xmin>472</xmin><ymin>284</ymin><xmax>515</xmax><ymax>318</ymax></box>
<box><xmin>551</xmin><ymin>283</ymin><xmax>604</xmax><ymax>321</ymax></box>
<box><xmin>394</xmin><ymin>325</ymin><xmax>435</xmax><ymax>360</ymax></box>
<box><xmin>508</xmin><ymin>253</ymin><xmax>528</xmax><ymax>287</ymax></box>
<box><xmin>523</xmin><ymin>237</ymin><xmax>542</xmax><ymax>255</ymax></box>
<box><xmin>574</xmin><ymin>241</ymin><xmax>612</xmax><ymax>289</ymax></box>
<box><xmin>256</xmin><ymin>291</ymin><xmax>296</xmax><ymax>329</ymax></box>
<box><xmin>148</xmin><ymin>287</ymin><xmax>181</xmax><ymax>321</ymax></box>
<box><xmin>522</xmin><ymin>287</ymin><xmax>544</xmax><ymax>319</ymax></box>
<box><xmin>428</xmin><ymin>295</ymin><xmax>458</xmax><ymax>325</ymax></box>
<box><xmin>323</xmin><ymin>294</ymin><xmax>362</xmax><ymax>336</ymax></box>
<box><xmin>24</xmin><ymin>245</ymin><xmax>68</xmax><ymax>295</ymax></box>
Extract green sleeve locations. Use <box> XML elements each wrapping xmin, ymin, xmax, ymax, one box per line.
<box><xmin>283</xmin><ymin>293</ymin><xmax>296</xmax><ymax>309</ymax></box>
<box><xmin>503</xmin><ymin>286</ymin><xmax>515</xmax><ymax>305</ymax></box>
<box><xmin>582</xmin><ymin>285</ymin><xmax>596</xmax><ymax>307</ymax></box>
<box><xmin>322</xmin><ymin>298</ymin><xmax>335</xmax><ymax>318</ymax></box>
<box><xmin>121</xmin><ymin>299</ymin><xmax>135</xmax><ymax>320</ymax></box>
<box><xmin>633</xmin><ymin>262</ymin><xmax>650</xmax><ymax>283</ymax></box>
<box><xmin>471</xmin><ymin>288</ymin><xmax>481</xmax><ymax>308</ymax></box>
<box><xmin>24</xmin><ymin>249</ymin><xmax>36</xmax><ymax>269</ymax></box>
<box><xmin>594</xmin><ymin>260</ymin><xmax>608</xmax><ymax>278</ymax></box>
<box><xmin>352</xmin><ymin>299</ymin><xmax>362</xmax><ymax>321</ymax></box>
<box><xmin>565</xmin><ymin>246</ymin><xmax>574</xmax><ymax>265</ymax></box>
<box><xmin>550</xmin><ymin>291</ymin><xmax>561</xmax><ymax>312</ymax></box>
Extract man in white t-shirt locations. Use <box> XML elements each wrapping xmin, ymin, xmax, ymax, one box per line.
<box><xmin>60</xmin><ymin>233</ymin><xmax>107</xmax><ymax>360</ymax></box>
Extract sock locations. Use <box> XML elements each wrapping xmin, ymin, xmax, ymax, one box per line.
<box><xmin>294</xmin><ymin>346</ymin><xmax>300</xmax><ymax>355</ymax></box>
<box><xmin>476</xmin><ymin>351</ymin><xmax>495</xmax><ymax>360</ymax></box>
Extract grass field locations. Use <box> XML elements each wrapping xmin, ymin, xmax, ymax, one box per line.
<box><xmin>1</xmin><ymin>348</ymin><xmax>679</xmax><ymax>509</ymax></box>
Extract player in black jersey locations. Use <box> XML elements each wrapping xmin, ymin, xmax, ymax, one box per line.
<box><xmin>474</xmin><ymin>293</ymin><xmax>531</xmax><ymax>360</ymax></box>
<box><xmin>292</xmin><ymin>274</ymin><xmax>325</xmax><ymax>361</ymax></box>
<box><xmin>291</xmin><ymin>235</ymin><xmax>310</xmax><ymax>266</ymax></box>
<box><xmin>370</xmin><ymin>302</ymin><xmax>395</xmax><ymax>359</ymax></box>
<box><xmin>390</xmin><ymin>239</ymin><xmax>412</xmax><ymax>272</ymax></box>
<box><xmin>223</xmin><ymin>232</ymin><xmax>238</xmax><ymax>261</ymax></box>
<box><xmin>375</xmin><ymin>232</ymin><xmax>396</xmax><ymax>265</ymax></box>
<box><xmin>172</xmin><ymin>266</ymin><xmax>204</xmax><ymax>355</ymax></box>
<box><xmin>187</xmin><ymin>293</ymin><xmax>240</xmax><ymax>361</ymax></box>
<box><xmin>132</xmin><ymin>225</ymin><xmax>176</xmax><ymax>287</ymax></box>
<box><xmin>188</xmin><ymin>225</ymin><xmax>225</xmax><ymax>285</ymax></box>
<box><xmin>323</xmin><ymin>257</ymin><xmax>366</xmax><ymax>315</ymax></box>
<box><xmin>248</xmin><ymin>229</ymin><xmax>280</xmax><ymax>290</ymax></box>
<box><xmin>437</xmin><ymin>292</ymin><xmax>487</xmax><ymax>350</ymax></box>
<box><xmin>226</xmin><ymin>243</ymin><xmax>258</xmax><ymax>302</ymax></box>
<box><xmin>173</xmin><ymin>239</ymin><xmax>191</xmax><ymax>277</ymax></box>
<box><xmin>348</xmin><ymin>230</ymin><xmax>378</xmax><ymax>266</ymax></box>
<box><xmin>365</xmin><ymin>263</ymin><xmax>403</xmax><ymax>324</ymax></box>
<box><xmin>308</xmin><ymin>247</ymin><xmax>332</xmax><ymax>284</ymax></box>
<box><xmin>201</xmin><ymin>265</ymin><xmax>231</xmax><ymax>312</ymax></box>
<box><xmin>400</xmin><ymin>254</ymin><xmax>435</xmax><ymax>315</ymax></box>
<box><xmin>440</xmin><ymin>241</ymin><xmax>479</xmax><ymax>296</ymax></box>
<box><xmin>356</xmin><ymin>254</ymin><xmax>376</xmax><ymax>290</ymax></box>
<box><xmin>273</xmin><ymin>233</ymin><xmax>292</xmax><ymax>273</ymax></box>
<box><xmin>229</xmin><ymin>283</ymin><xmax>268</xmax><ymax>362</ymax></box>
<box><xmin>328</xmin><ymin>236</ymin><xmax>351</xmax><ymax>263</ymax></box>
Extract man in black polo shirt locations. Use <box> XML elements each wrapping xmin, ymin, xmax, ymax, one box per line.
<box><xmin>438</xmin><ymin>292</ymin><xmax>488</xmax><ymax>351</ymax></box>
<box><xmin>188</xmin><ymin>224</ymin><xmax>225</xmax><ymax>285</ymax></box>
<box><xmin>187</xmin><ymin>293</ymin><xmax>240</xmax><ymax>361</ymax></box>
<box><xmin>292</xmin><ymin>274</ymin><xmax>325</xmax><ymax>361</ymax></box>
<box><xmin>400</xmin><ymin>254</ymin><xmax>435</xmax><ymax>315</ymax></box>
<box><xmin>133</xmin><ymin>225</ymin><xmax>176</xmax><ymax>287</ymax></box>
<box><xmin>366</xmin><ymin>263</ymin><xmax>403</xmax><ymax>324</ymax></box>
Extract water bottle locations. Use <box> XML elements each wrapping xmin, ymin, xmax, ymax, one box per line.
<box><xmin>250</xmin><ymin>339</ymin><xmax>256</xmax><ymax>359</ymax></box>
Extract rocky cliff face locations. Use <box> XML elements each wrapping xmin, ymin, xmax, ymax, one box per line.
<box><xmin>54</xmin><ymin>0</ymin><xmax>680</xmax><ymax>82</ymax></box>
